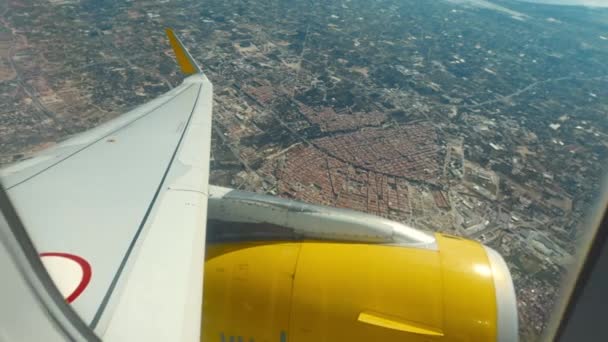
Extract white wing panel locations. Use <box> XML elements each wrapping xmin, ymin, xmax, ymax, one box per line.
<box><xmin>1</xmin><ymin>84</ymin><xmax>193</xmax><ymax>189</ymax></box>
<box><xmin>2</xmin><ymin>73</ymin><xmax>212</xmax><ymax>337</ymax></box>
<box><xmin>101</xmin><ymin>74</ymin><xmax>212</xmax><ymax>340</ymax></box>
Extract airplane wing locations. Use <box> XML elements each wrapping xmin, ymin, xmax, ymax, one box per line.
<box><xmin>0</xmin><ymin>29</ymin><xmax>211</xmax><ymax>341</ymax></box>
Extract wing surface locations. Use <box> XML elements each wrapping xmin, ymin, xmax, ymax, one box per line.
<box><xmin>0</xmin><ymin>30</ymin><xmax>212</xmax><ymax>340</ymax></box>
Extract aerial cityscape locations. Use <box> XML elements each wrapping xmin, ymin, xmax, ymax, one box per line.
<box><xmin>1</xmin><ymin>0</ymin><xmax>608</xmax><ymax>339</ymax></box>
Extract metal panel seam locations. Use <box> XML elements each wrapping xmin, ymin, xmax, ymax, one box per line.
<box><xmin>7</xmin><ymin>84</ymin><xmax>196</xmax><ymax>191</ymax></box>
<box><xmin>89</xmin><ymin>82</ymin><xmax>203</xmax><ymax>329</ymax></box>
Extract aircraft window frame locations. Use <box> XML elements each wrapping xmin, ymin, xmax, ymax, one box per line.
<box><xmin>545</xmin><ymin>184</ymin><xmax>608</xmax><ymax>342</ymax></box>
<box><xmin>0</xmin><ymin>183</ymin><xmax>100</xmax><ymax>342</ymax></box>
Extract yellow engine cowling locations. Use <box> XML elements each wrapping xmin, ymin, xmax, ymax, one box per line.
<box><xmin>201</xmin><ymin>234</ymin><xmax>517</xmax><ymax>342</ymax></box>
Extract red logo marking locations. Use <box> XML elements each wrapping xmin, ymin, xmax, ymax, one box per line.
<box><xmin>40</xmin><ymin>252</ymin><xmax>92</xmax><ymax>303</ymax></box>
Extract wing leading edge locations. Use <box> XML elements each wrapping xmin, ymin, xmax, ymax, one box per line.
<box><xmin>1</xmin><ymin>30</ymin><xmax>212</xmax><ymax>340</ymax></box>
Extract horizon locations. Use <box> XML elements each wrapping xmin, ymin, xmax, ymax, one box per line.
<box><xmin>517</xmin><ymin>0</ymin><xmax>608</xmax><ymax>7</ymax></box>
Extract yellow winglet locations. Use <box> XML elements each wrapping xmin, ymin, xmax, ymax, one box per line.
<box><xmin>165</xmin><ymin>28</ymin><xmax>201</xmax><ymax>75</ymax></box>
<box><xmin>358</xmin><ymin>311</ymin><xmax>444</xmax><ymax>336</ymax></box>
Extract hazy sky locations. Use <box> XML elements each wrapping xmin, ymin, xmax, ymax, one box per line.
<box><xmin>519</xmin><ymin>0</ymin><xmax>608</xmax><ymax>7</ymax></box>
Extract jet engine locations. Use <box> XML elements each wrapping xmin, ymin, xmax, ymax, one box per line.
<box><xmin>202</xmin><ymin>186</ymin><xmax>517</xmax><ymax>342</ymax></box>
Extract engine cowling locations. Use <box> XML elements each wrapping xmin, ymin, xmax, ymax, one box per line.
<box><xmin>201</xmin><ymin>233</ymin><xmax>517</xmax><ymax>342</ymax></box>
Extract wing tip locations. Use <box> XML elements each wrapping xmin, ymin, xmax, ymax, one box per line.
<box><xmin>165</xmin><ymin>28</ymin><xmax>201</xmax><ymax>75</ymax></box>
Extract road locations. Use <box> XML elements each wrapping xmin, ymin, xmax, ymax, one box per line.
<box><xmin>1</xmin><ymin>15</ymin><xmax>56</xmax><ymax>120</ymax></box>
<box><xmin>461</xmin><ymin>74</ymin><xmax>608</xmax><ymax>109</ymax></box>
